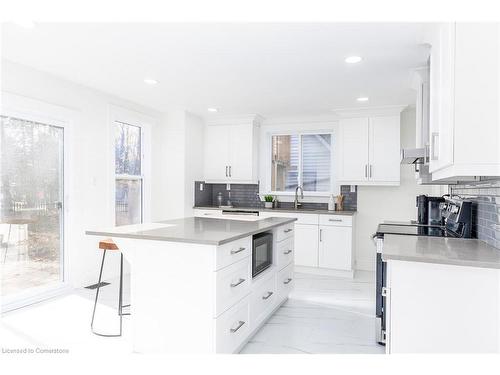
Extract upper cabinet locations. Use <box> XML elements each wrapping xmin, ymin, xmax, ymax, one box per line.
<box><xmin>337</xmin><ymin>115</ymin><xmax>401</xmax><ymax>186</ymax></box>
<box><xmin>204</xmin><ymin>115</ymin><xmax>261</xmax><ymax>183</ymax></box>
<box><xmin>428</xmin><ymin>23</ymin><xmax>500</xmax><ymax>180</ymax></box>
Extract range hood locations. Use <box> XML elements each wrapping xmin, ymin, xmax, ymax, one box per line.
<box><xmin>400</xmin><ymin>148</ymin><xmax>426</xmax><ymax>164</ymax></box>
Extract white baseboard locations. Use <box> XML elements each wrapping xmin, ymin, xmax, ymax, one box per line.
<box><xmin>294</xmin><ymin>265</ymin><xmax>354</xmax><ymax>278</ymax></box>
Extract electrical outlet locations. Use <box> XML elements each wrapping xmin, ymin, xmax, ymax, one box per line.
<box><xmin>199</xmin><ymin>183</ymin><xmax>204</xmax><ymax>191</ymax></box>
<box><xmin>226</xmin><ymin>183</ymin><xmax>231</xmax><ymax>190</ymax></box>
<box><xmin>350</xmin><ymin>185</ymin><xmax>356</xmax><ymax>193</ymax></box>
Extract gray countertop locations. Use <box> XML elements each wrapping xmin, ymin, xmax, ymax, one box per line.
<box><xmin>86</xmin><ymin>216</ymin><xmax>297</xmax><ymax>246</ymax></box>
<box><xmin>194</xmin><ymin>206</ymin><xmax>357</xmax><ymax>216</ymax></box>
<box><xmin>382</xmin><ymin>234</ymin><xmax>500</xmax><ymax>269</ymax></box>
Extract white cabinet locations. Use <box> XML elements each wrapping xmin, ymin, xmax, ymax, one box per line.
<box><xmin>204</xmin><ymin>116</ymin><xmax>260</xmax><ymax>183</ymax></box>
<box><xmin>319</xmin><ymin>225</ymin><xmax>352</xmax><ymax>271</ymax></box>
<box><xmin>338</xmin><ymin>115</ymin><xmax>400</xmax><ymax>185</ymax></box>
<box><xmin>294</xmin><ymin>224</ymin><xmax>319</xmax><ymax>267</ymax></box>
<box><xmin>428</xmin><ymin>23</ymin><xmax>500</xmax><ymax>180</ymax></box>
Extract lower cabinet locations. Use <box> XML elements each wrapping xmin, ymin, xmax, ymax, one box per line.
<box><xmin>294</xmin><ymin>224</ymin><xmax>319</xmax><ymax>267</ymax></box>
<box><xmin>216</xmin><ymin>296</ymin><xmax>251</xmax><ymax>353</ymax></box>
<box><xmin>250</xmin><ymin>272</ymin><xmax>277</xmax><ymax>328</ymax></box>
<box><xmin>277</xmin><ymin>263</ymin><xmax>294</xmax><ymax>301</ymax></box>
<box><xmin>318</xmin><ymin>225</ymin><xmax>353</xmax><ymax>271</ymax></box>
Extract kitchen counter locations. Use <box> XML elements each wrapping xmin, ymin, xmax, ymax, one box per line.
<box><xmin>86</xmin><ymin>216</ymin><xmax>297</xmax><ymax>246</ymax></box>
<box><xmin>194</xmin><ymin>205</ymin><xmax>357</xmax><ymax>216</ymax></box>
<box><xmin>382</xmin><ymin>234</ymin><xmax>500</xmax><ymax>269</ymax></box>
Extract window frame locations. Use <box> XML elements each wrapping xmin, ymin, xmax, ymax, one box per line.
<box><xmin>267</xmin><ymin>130</ymin><xmax>335</xmax><ymax>196</ymax></box>
<box><xmin>108</xmin><ymin>105</ymin><xmax>152</xmax><ymax>226</ymax></box>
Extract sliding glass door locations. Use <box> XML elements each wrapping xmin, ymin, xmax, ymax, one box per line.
<box><xmin>0</xmin><ymin>115</ymin><xmax>64</xmax><ymax>301</ymax></box>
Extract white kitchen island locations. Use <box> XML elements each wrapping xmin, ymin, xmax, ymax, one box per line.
<box><xmin>86</xmin><ymin>216</ymin><xmax>296</xmax><ymax>354</ymax></box>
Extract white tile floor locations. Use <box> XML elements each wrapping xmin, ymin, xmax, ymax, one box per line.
<box><xmin>0</xmin><ymin>269</ymin><xmax>384</xmax><ymax>354</ymax></box>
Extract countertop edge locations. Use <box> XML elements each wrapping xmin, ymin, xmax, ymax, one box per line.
<box><xmin>382</xmin><ymin>253</ymin><xmax>500</xmax><ymax>270</ymax></box>
<box><xmin>85</xmin><ymin>217</ymin><xmax>297</xmax><ymax>246</ymax></box>
<box><xmin>193</xmin><ymin>206</ymin><xmax>357</xmax><ymax>216</ymax></box>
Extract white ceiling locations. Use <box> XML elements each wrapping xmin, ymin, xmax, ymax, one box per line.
<box><xmin>1</xmin><ymin>23</ymin><xmax>431</xmax><ymax>118</ymax></box>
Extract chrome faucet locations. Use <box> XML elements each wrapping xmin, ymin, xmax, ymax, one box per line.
<box><xmin>294</xmin><ymin>186</ymin><xmax>304</xmax><ymax>209</ymax></box>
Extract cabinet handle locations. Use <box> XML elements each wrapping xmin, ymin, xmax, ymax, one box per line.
<box><xmin>319</xmin><ymin>229</ymin><xmax>322</xmax><ymax>242</ymax></box>
<box><xmin>283</xmin><ymin>249</ymin><xmax>292</xmax><ymax>255</ymax></box>
<box><xmin>230</xmin><ymin>247</ymin><xmax>246</xmax><ymax>255</ymax></box>
<box><xmin>284</xmin><ymin>228</ymin><xmax>293</xmax><ymax>233</ymax></box>
<box><xmin>283</xmin><ymin>278</ymin><xmax>293</xmax><ymax>285</ymax></box>
<box><xmin>225</xmin><ymin>166</ymin><xmax>228</xmax><ymax>177</ymax></box>
<box><xmin>369</xmin><ymin>164</ymin><xmax>373</xmax><ymax>178</ymax></box>
<box><xmin>431</xmin><ymin>132</ymin><xmax>439</xmax><ymax>160</ymax></box>
<box><xmin>230</xmin><ymin>278</ymin><xmax>246</xmax><ymax>288</ymax></box>
<box><xmin>262</xmin><ymin>291</ymin><xmax>274</xmax><ymax>300</ymax></box>
<box><xmin>364</xmin><ymin>164</ymin><xmax>368</xmax><ymax>178</ymax></box>
<box><xmin>328</xmin><ymin>218</ymin><xmax>342</xmax><ymax>222</ymax></box>
<box><xmin>230</xmin><ymin>320</ymin><xmax>245</xmax><ymax>333</ymax></box>
<box><xmin>229</xmin><ymin>165</ymin><xmax>231</xmax><ymax>177</ymax></box>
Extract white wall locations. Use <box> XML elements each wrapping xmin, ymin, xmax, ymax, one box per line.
<box><xmin>151</xmin><ymin>109</ymin><xmax>204</xmax><ymax>221</ymax></box>
<box><xmin>1</xmin><ymin>60</ymin><xmax>165</xmax><ymax>287</ymax></box>
<box><xmin>355</xmin><ymin>108</ymin><xmax>442</xmax><ymax>270</ymax></box>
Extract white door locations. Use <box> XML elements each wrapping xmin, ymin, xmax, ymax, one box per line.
<box><xmin>338</xmin><ymin>118</ymin><xmax>369</xmax><ymax>182</ymax></box>
<box><xmin>228</xmin><ymin>124</ymin><xmax>254</xmax><ymax>182</ymax></box>
<box><xmin>369</xmin><ymin>116</ymin><xmax>401</xmax><ymax>183</ymax></box>
<box><xmin>318</xmin><ymin>225</ymin><xmax>352</xmax><ymax>270</ymax></box>
<box><xmin>204</xmin><ymin>125</ymin><xmax>230</xmax><ymax>181</ymax></box>
<box><xmin>294</xmin><ymin>224</ymin><xmax>319</xmax><ymax>267</ymax></box>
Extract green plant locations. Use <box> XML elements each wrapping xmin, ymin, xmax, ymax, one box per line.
<box><xmin>264</xmin><ymin>195</ymin><xmax>274</xmax><ymax>202</ymax></box>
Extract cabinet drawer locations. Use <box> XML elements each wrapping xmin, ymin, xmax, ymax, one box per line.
<box><xmin>319</xmin><ymin>214</ymin><xmax>352</xmax><ymax>227</ymax></box>
<box><xmin>193</xmin><ymin>209</ymin><xmax>222</xmax><ymax>218</ymax></box>
<box><xmin>215</xmin><ymin>257</ymin><xmax>251</xmax><ymax>316</ymax></box>
<box><xmin>277</xmin><ymin>237</ymin><xmax>294</xmax><ymax>270</ymax></box>
<box><xmin>250</xmin><ymin>273</ymin><xmax>277</xmax><ymax>327</ymax></box>
<box><xmin>276</xmin><ymin>223</ymin><xmax>294</xmax><ymax>242</ymax></box>
<box><xmin>216</xmin><ymin>237</ymin><xmax>251</xmax><ymax>271</ymax></box>
<box><xmin>277</xmin><ymin>263</ymin><xmax>294</xmax><ymax>301</ymax></box>
<box><xmin>215</xmin><ymin>296</ymin><xmax>250</xmax><ymax>353</ymax></box>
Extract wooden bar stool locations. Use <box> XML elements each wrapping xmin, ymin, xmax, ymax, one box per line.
<box><xmin>90</xmin><ymin>238</ymin><xmax>130</xmax><ymax>337</ymax></box>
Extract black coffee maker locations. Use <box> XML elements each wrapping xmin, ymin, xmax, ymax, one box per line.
<box><xmin>416</xmin><ymin>195</ymin><xmax>445</xmax><ymax>225</ymax></box>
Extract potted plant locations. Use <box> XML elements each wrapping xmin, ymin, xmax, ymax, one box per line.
<box><xmin>263</xmin><ymin>195</ymin><xmax>275</xmax><ymax>209</ymax></box>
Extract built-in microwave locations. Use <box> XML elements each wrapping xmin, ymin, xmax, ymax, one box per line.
<box><xmin>252</xmin><ymin>232</ymin><xmax>273</xmax><ymax>278</ymax></box>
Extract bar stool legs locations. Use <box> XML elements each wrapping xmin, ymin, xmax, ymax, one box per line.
<box><xmin>91</xmin><ymin>251</ymin><xmax>129</xmax><ymax>337</ymax></box>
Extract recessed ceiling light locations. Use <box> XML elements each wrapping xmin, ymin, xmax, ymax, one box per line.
<box><xmin>12</xmin><ymin>20</ymin><xmax>35</xmax><ymax>29</ymax></box>
<box><xmin>357</xmin><ymin>97</ymin><xmax>369</xmax><ymax>102</ymax></box>
<box><xmin>345</xmin><ymin>56</ymin><xmax>362</xmax><ymax>64</ymax></box>
<box><xmin>207</xmin><ymin>108</ymin><xmax>218</xmax><ymax>113</ymax></box>
<box><xmin>144</xmin><ymin>78</ymin><xmax>158</xmax><ymax>85</ymax></box>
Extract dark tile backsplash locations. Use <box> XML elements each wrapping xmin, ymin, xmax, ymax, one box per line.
<box><xmin>450</xmin><ymin>179</ymin><xmax>500</xmax><ymax>249</ymax></box>
<box><xmin>194</xmin><ymin>181</ymin><xmax>357</xmax><ymax>211</ymax></box>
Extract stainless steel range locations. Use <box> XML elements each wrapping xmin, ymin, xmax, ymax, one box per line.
<box><xmin>372</xmin><ymin>196</ymin><xmax>472</xmax><ymax>345</ymax></box>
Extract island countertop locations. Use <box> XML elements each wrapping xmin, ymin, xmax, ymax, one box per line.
<box><xmin>86</xmin><ymin>216</ymin><xmax>297</xmax><ymax>246</ymax></box>
<box><xmin>382</xmin><ymin>234</ymin><xmax>500</xmax><ymax>269</ymax></box>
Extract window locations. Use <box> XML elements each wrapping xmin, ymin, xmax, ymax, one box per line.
<box><xmin>271</xmin><ymin>133</ymin><xmax>332</xmax><ymax>193</ymax></box>
<box><xmin>114</xmin><ymin>121</ymin><xmax>143</xmax><ymax>226</ymax></box>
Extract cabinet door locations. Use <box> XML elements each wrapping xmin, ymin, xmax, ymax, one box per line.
<box><xmin>294</xmin><ymin>224</ymin><xmax>319</xmax><ymax>267</ymax></box>
<box><xmin>369</xmin><ymin>116</ymin><xmax>400</xmax><ymax>183</ymax></box>
<box><xmin>204</xmin><ymin>126</ymin><xmax>230</xmax><ymax>181</ymax></box>
<box><xmin>338</xmin><ymin>118</ymin><xmax>369</xmax><ymax>183</ymax></box>
<box><xmin>228</xmin><ymin>124</ymin><xmax>254</xmax><ymax>182</ymax></box>
<box><xmin>318</xmin><ymin>225</ymin><xmax>352</xmax><ymax>271</ymax></box>
<box><xmin>429</xmin><ymin>23</ymin><xmax>455</xmax><ymax>173</ymax></box>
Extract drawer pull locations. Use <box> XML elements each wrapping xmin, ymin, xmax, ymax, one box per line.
<box><xmin>230</xmin><ymin>278</ymin><xmax>246</xmax><ymax>288</ymax></box>
<box><xmin>283</xmin><ymin>249</ymin><xmax>292</xmax><ymax>255</ymax></box>
<box><xmin>262</xmin><ymin>291</ymin><xmax>274</xmax><ymax>300</ymax></box>
<box><xmin>284</xmin><ymin>228</ymin><xmax>293</xmax><ymax>233</ymax></box>
<box><xmin>283</xmin><ymin>278</ymin><xmax>293</xmax><ymax>285</ymax></box>
<box><xmin>230</xmin><ymin>247</ymin><xmax>246</xmax><ymax>255</ymax></box>
<box><xmin>230</xmin><ymin>320</ymin><xmax>246</xmax><ymax>333</ymax></box>
<box><xmin>328</xmin><ymin>219</ymin><xmax>342</xmax><ymax>222</ymax></box>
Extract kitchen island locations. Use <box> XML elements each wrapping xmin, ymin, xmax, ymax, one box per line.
<box><xmin>86</xmin><ymin>216</ymin><xmax>297</xmax><ymax>353</ymax></box>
